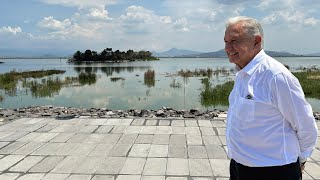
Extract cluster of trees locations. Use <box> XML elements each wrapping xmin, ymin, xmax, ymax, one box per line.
<box><xmin>68</xmin><ymin>48</ymin><xmax>158</xmax><ymax>63</ymax></box>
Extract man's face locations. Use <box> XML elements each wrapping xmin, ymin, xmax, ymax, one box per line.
<box><xmin>224</xmin><ymin>23</ymin><xmax>258</xmax><ymax>69</ymax></box>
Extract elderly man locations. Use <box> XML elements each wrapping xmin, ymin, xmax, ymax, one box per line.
<box><xmin>224</xmin><ymin>16</ymin><xmax>318</xmax><ymax>180</ymax></box>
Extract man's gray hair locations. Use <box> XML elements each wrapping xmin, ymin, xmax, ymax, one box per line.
<box><xmin>226</xmin><ymin>16</ymin><xmax>264</xmax><ymax>48</ymax></box>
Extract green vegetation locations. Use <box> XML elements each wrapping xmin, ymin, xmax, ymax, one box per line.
<box><xmin>144</xmin><ymin>69</ymin><xmax>155</xmax><ymax>88</ymax></box>
<box><xmin>78</xmin><ymin>72</ymin><xmax>97</xmax><ymax>85</ymax></box>
<box><xmin>110</xmin><ymin>77</ymin><xmax>125</xmax><ymax>82</ymax></box>
<box><xmin>200</xmin><ymin>78</ymin><xmax>234</xmax><ymax>107</ymax></box>
<box><xmin>293</xmin><ymin>70</ymin><xmax>320</xmax><ymax>99</ymax></box>
<box><xmin>68</xmin><ymin>48</ymin><xmax>159</xmax><ymax>63</ymax></box>
<box><xmin>169</xmin><ymin>79</ymin><xmax>182</xmax><ymax>88</ymax></box>
<box><xmin>177</xmin><ymin>67</ymin><xmax>233</xmax><ymax>79</ymax></box>
<box><xmin>0</xmin><ymin>69</ymin><xmax>98</xmax><ymax>100</ymax></box>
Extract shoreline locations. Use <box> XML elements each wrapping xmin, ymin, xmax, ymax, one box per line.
<box><xmin>0</xmin><ymin>106</ymin><xmax>319</xmax><ymax>124</ymax></box>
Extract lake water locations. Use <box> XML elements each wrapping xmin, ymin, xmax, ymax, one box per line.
<box><xmin>1</xmin><ymin>57</ymin><xmax>320</xmax><ymax>111</ymax></box>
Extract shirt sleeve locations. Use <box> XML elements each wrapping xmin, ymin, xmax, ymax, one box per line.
<box><xmin>271</xmin><ymin>72</ymin><xmax>318</xmax><ymax>159</ymax></box>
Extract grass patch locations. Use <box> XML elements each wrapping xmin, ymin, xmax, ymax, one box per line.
<box><xmin>0</xmin><ymin>95</ymin><xmax>3</xmax><ymax>102</ymax></box>
<box><xmin>144</xmin><ymin>70</ymin><xmax>155</xmax><ymax>87</ymax></box>
<box><xmin>293</xmin><ymin>70</ymin><xmax>320</xmax><ymax>99</ymax></box>
<box><xmin>200</xmin><ymin>78</ymin><xmax>234</xmax><ymax>107</ymax></box>
<box><xmin>78</xmin><ymin>72</ymin><xmax>97</xmax><ymax>85</ymax></box>
<box><xmin>177</xmin><ymin>67</ymin><xmax>233</xmax><ymax>79</ymax></box>
<box><xmin>110</xmin><ymin>77</ymin><xmax>125</xmax><ymax>82</ymax></box>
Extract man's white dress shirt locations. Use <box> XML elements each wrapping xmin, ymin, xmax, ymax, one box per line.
<box><xmin>226</xmin><ymin>49</ymin><xmax>318</xmax><ymax>167</ymax></box>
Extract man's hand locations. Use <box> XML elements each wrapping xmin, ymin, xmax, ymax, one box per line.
<box><xmin>300</xmin><ymin>163</ymin><xmax>306</xmax><ymax>172</ymax></box>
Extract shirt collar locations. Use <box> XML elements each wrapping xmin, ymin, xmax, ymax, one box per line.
<box><xmin>238</xmin><ymin>49</ymin><xmax>265</xmax><ymax>77</ymax></box>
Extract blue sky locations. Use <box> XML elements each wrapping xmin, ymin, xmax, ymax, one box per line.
<box><xmin>0</xmin><ymin>0</ymin><xmax>320</xmax><ymax>54</ymax></box>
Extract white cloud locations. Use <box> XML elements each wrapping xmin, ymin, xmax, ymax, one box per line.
<box><xmin>38</xmin><ymin>0</ymin><xmax>118</xmax><ymax>8</ymax></box>
<box><xmin>173</xmin><ymin>18</ymin><xmax>190</xmax><ymax>32</ymax></box>
<box><xmin>304</xmin><ymin>17</ymin><xmax>319</xmax><ymax>26</ymax></box>
<box><xmin>38</xmin><ymin>16</ymin><xmax>72</xmax><ymax>30</ymax></box>
<box><xmin>120</xmin><ymin>6</ymin><xmax>155</xmax><ymax>24</ymax></box>
<box><xmin>0</xmin><ymin>26</ymin><xmax>22</xmax><ymax>35</ymax></box>
<box><xmin>88</xmin><ymin>8</ymin><xmax>112</xmax><ymax>20</ymax></box>
<box><xmin>160</xmin><ymin>16</ymin><xmax>172</xmax><ymax>24</ymax></box>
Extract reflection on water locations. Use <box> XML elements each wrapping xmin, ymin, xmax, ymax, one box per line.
<box><xmin>0</xmin><ymin>57</ymin><xmax>320</xmax><ymax>111</ymax></box>
<box><xmin>144</xmin><ymin>70</ymin><xmax>155</xmax><ymax>88</ymax></box>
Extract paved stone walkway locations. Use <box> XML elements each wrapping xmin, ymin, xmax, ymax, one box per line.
<box><xmin>0</xmin><ymin>115</ymin><xmax>320</xmax><ymax>180</ymax></box>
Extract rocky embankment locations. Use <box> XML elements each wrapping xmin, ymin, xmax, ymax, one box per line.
<box><xmin>0</xmin><ymin>106</ymin><xmax>222</xmax><ymax>123</ymax></box>
<box><xmin>0</xmin><ymin>106</ymin><xmax>319</xmax><ymax>125</ymax></box>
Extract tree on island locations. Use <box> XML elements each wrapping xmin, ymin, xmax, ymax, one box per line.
<box><xmin>68</xmin><ymin>48</ymin><xmax>158</xmax><ymax>63</ymax></box>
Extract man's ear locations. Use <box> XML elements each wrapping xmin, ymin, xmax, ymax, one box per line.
<box><xmin>254</xmin><ymin>35</ymin><xmax>262</xmax><ymax>48</ymax></box>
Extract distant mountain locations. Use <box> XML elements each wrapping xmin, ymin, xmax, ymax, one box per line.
<box><xmin>153</xmin><ymin>48</ymin><xmax>303</xmax><ymax>58</ymax></box>
<box><xmin>304</xmin><ymin>53</ymin><xmax>320</xmax><ymax>57</ymax></box>
<box><xmin>0</xmin><ymin>48</ymin><xmax>72</xmax><ymax>58</ymax></box>
<box><xmin>152</xmin><ymin>48</ymin><xmax>204</xmax><ymax>57</ymax></box>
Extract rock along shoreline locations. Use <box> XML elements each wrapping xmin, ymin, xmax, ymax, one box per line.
<box><xmin>0</xmin><ymin>106</ymin><xmax>319</xmax><ymax>125</ymax></box>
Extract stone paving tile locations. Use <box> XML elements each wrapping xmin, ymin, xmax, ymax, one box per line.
<box><xmin>9</xmin><ymin>156</ymin><xmax>44</xmax><ymax>172</ymax></box>
<box><xmin>83</xmin><ymin>134</ymin><xmax>105</xmax><ymax>143</ymax></box>
<box><xmin>51</xmin><ymin>155</ymin><xmax>86</xmax><ymax>173</ymax></box>
<box><xmin>95</xmin><ymin>126</ymin><xmax>114</xmax><ymax>133</ymax></box>
<box><xmin>169</xmin><ymin>134</ymin><xmax>186</xmax><ymax>145</ymax></box>
<box><xmin>41</xmin><ymin>173</ymin><xmax>70</xmax><ymax>180</ymax></box>
<box><xmin>50</xmin><ymin>143</ymin><xmax>79</xmax><ymax>155</ymax></box>
<box><xmin>89</xmin><ymin>143</ymin><xmax>115</xmax><ymax>156</ymax></box>
<box><xmin>171</xmin><ymin>127</ymin><xmax>186</xmax><ymax>134</ymax></box>
<box><xmin>185</xmin><ymin>127</ymin><xmax>201</xmax><ymax>135</ymax></box>
<box><xmin>304</xmin><ymin>161</ymin><xmax>320</xmax><ymax>179</ymax></box>
<box><xmin>16</xmin><ymin>173</ymin><xmax>46</xmax><ymax>180</ymax></box>
<box><xmin>141</xmin><ymin>176</ymin><xmax>165</xmax><ymax>180</ymax></box>
<box><xmin>192</xmin><ymin>178</ymin><xmax>215</xmax><ymax>180</ymax></box>
<box><xmin>168</xmin><ymin>145</ymin><xmax>187</xmax><ymax>158</ymax></box>
<box><xmin>79</xmin><ymin>125</ymin><xmax>99</xmax><ymax>133</ymax></box>
<box><xmin>128</xmin><ymin>144</ymin><xmax>151</xmax><ymax>157</ymax></box>
<box><xmin>166</xmin><ymin>158</ymin><xmax>189</xmax><ymax>176</ymax></box>
<box><xmin>65</xmin><ymin>174</ymin><xmax>92</xmax><ymax>180</ymax></box>
<box><xmin>74</xmin><ymin>156</ymin><xmax>104</xmax><ymax>174</ymax></box>
<box><xmin>211</xmin><ymin>120</ymin><xmax>226</xmax><ymax>128</ymax></box>
<box><xmin>205</xmin><ymin>145</ymin><xmax>227</xmax><ymax>159</ymax></box>
<box><xmin>189</xmin><ymin>159</ymin><xmax>213</xmax><ymax>177</ymax></box>
<box><xmin>159</xmin><ymin>120</ymin><xmax>170</xmax><ymax>126</ymax></box>
<box><xmin>166</xmin><ymin>177</ymin><xmax>188</xmax><ymax>180</ymax></box>
<box><xmin>108</xmin><ymin>144</ymin><xmax>132</xmax><ymax>157</ymax></box>
<box><xmin>140</xmin><ymin>126</ymin><xmax>157</xmax><ymax>134</ymax></box>
<box><xmin>92</xmin><ymin>175</ymin><xmax>115</xmax><ymax>180</ymax></box>
<box><xmin>155</xmin><ymin>126</ymin><xmax>172</xmax><ymax>134</ymax></box>
<box><xmin>200</xmin><ymin>127</ymin><xmax>216</xmax><ymax>136</ymax></box>
<box><xmin>100</xmin><ymin>134</ymin><xmax>122</xmax><ymax>144</ymax></box>
<box><xmin>198</xmin><ymin>120</ymin><xmax>212</xmax><ymax>127</ymax></box>
<box><xmin>185</xmin><ymin>120</ymin><xmax>198</xmax><ymax>127</ymax></box>
<box><xmin>31</xmin><ymin>143</ymin><xmax>64</xmax><ymax>155</ymax></box>
<box><xmin>69</xmin><ymin>142</ymin><xmax>97</xmax><ymax>156</ymax></box>
<box><xmin>146</xmin><ymin>120</ymin><xmax>157</xmax><ymax>126</ymax></box>
<box><xmin>311</xmin><ymin>148</ymin><xmax>320</xmax><ymax>161</ymax></box>
<box><xmin>209</xmin><ymin>159</ymin><xmax>230</xmax><ymax>177</ymax></box>
<box><xmin>0</xmin><ymin>173</ymin><xmax>21</xmax><ymax>180</ymax></box>
<box><xmin>89</xmin><ymin>119</ymin><xmax>108</xmax><ymax>126</ymax></box>
<box><xmin>0</xmin><ymin>141</ymin><xmax>12</xmax><ymax>150</ymax></box>
<box><xmin>148</xmin><ymin>145</ymin><xmax>168</xmax><ymax>157</ymax></box>
<box><xmin>12</xmin><ymin>142</ymin><xmax>44</xmax><ymax>155</ymax></box>
<box><xmin>0</xmin><ymin>131</ymin><xmax>29</xmax><ymax>141</ymax></box>
<box><xmin>67</xmin><ymin>133</ymin><xmax>90</xmax><ymax>143</ymax></box>
<box><xmin>110</xmin><ymin>126</ymin><xmax>128</xmax><ymax>134</ymax></box>
<box><xmin>29</xmin><ymin>156</ymin><xmax>65</xmax><ymax>173</ymax></box>
<box><xmin>135</xmin><ymin>134</ymin><xmax>154</xmax><ymax>144</ymax></box>
<box><xmin>143</xmin><ymin>158</ymin><xmax>167</xmax><ymax>175</ymax></box>
<box><xmin>218</xmin><ymin>136</ymin><xmax>226</xmax><ymax>146</ymax></box>
<box><xmin>49</xmin><ymin>133</ymin><xmax>75</xmax><ymax>142</ymax></box>
<box><xmin>0</xmin><ymin>142</ymin><xmax>28</xmax><ymax>154</ymax></box>
<box><xmin>171</xmin><ymin>120</ymin><xmax>185</xmax><ymax>127</ymax></box>
<box><xmin>36</xmin><ymin>124</ymin><xmax>59</xmax><ymax>132</ymax></box>
<box><xmin>116</xmin><ymin>175</ymin><xmax>141</xmax><ymax>180</ymax></box>
<box><xmin>187</xmin><ymin>135</ymin><xmax>203</xmax><ymax>145</ymax></box>
<box><xmin>202</xmin><ymin>136</ymin><xmax>222</xmax><ymax>145</ymax></box>
<box><xmin>152</xmin><ymin>134</ymin><xmax>169</xmax><ymax>144</ymax></box>
<box><xmin>96</xmin><ymin>157</ymin><xmax>126</xmax><ymax>174</ymax></box>
<box><xmin>131</xmin><ymin>119</ymin><xmax>145</xmax><ymax>126</ymax></box>
<box><xmin>0</xmin><ymin>132</ymin><xmax>16</xmax><ymax>139</ymax></box>
<box><xmin>0</xmin><ymin>155</ymin><xmax>25</xmax><ymax>171</ymax></box>
<box><xmin>118</xmin><ymin>134</ymin><xmax>138</xmax><ymax>144</ymax></box>
<box><xmin>216</xmin><ymin>128</ymin><xmax>226</xmax><ymax>136</ymax></box>
<box><xmin>119</xmin><ymin>157</ymin><xmax>146</xmax><ymax>174</ymax></box>
<box><xmin>124</xmin><ymin>126</ymin><xmax>142</xmax><ymax>134</ymax></box>
<box><xmin>188</xmin><ymin>146</ymin><xmax>208</xmax><ymax>159</ymax></box>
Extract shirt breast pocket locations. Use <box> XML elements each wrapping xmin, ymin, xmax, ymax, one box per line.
<box><xmin>236</xmin><ymin>96</ymin><xmax>255</xmax><ymax>122</ymax></box>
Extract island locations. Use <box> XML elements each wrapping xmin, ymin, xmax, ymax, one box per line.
<box><xmin>67</xmin><ymin>48</ymin><xmax>158</xmax><ymax>63</ymax></box>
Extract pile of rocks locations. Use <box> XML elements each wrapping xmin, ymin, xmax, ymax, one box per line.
<box><xmin>0</xmin><ymin>106</ymin><xmax>221</xmax><ymax>122</ymax></box>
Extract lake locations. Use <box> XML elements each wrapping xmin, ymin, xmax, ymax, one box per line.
<box><xmin>1</xmin><ymin>57</ymin><xmax>320</xmax><ymax>112</ymax></box>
